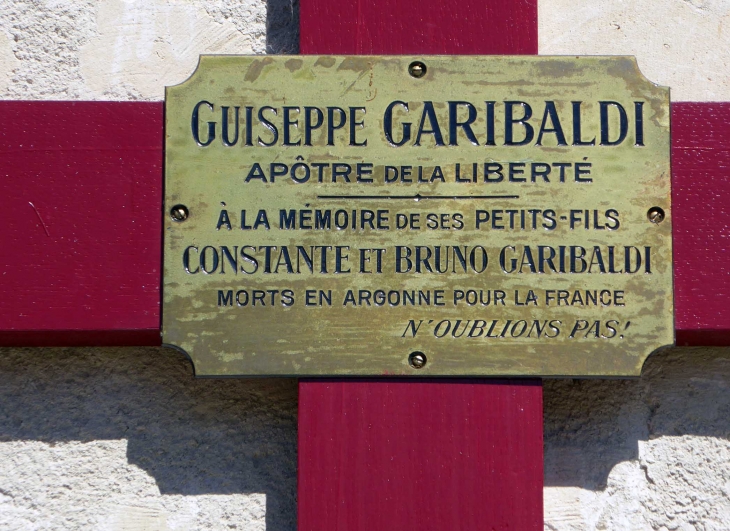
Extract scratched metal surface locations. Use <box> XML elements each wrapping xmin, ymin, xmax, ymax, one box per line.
<box><xmin>163</xmin><ymin>55</ymin><xmax>672</xmax><ymax>376</ymax></box>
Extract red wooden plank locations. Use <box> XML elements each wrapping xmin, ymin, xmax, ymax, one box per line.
<box><xmin>298</xmin><ymin>1</ymin><xmax>543</xmax><ymax>530</ymax></box>
<box><xmin>0</xmin><ymin>101</ymin><xmax>162</xmax><ymax>347</ymax></box>
<box><xmin>0</xmin><ymin>107</ymin><xmax>727</xmax><ymax>348</ymax></box>
<box><xmin>300</xmin><ymin>0</ymin><xmax>537</xmax><ymax>55</ymax></box>
<box><xmin>672</xmin><ymin>102</ymin><xmax>730</xmax><ymax>346</ymax></box>
<box><xmin>0</xmin><ymin>48</ymin><xmax>724</xmax><ymax>356</ymax></box>
<box><xmin>298</xmin><ymin>380</ymin><xmax>544</xmax><ymax>531</ymax></box>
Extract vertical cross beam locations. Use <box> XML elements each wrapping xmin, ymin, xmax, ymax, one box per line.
<box><xmin>297</xmin><ymin>1</ymin><xmax>544</xmax><ymax>529</ymax></box>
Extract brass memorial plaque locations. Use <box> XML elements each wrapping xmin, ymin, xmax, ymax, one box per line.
<box><xmin>163</xmin><ymin>55</ymin><xmax>672</xmax><ymax>377</ymax></box>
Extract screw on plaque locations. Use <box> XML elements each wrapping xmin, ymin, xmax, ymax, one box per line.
<box><xmin>170</xmin><ymin>204</ymin><xmax>189</xmax><ymax>222</ymax></box>
<box><xmin>409</xmin><ymin>351</ymin><xmax>427</xmax><ymax>369</ymax></box>
<box><xmin>647</xmin><ymin>207</ymin><xmax>665</xmax><ymax>224</ymax></box>
<box><xmin>408</xmin><ymin>61</ymin><xmax>427</xmax><ymax>78</ymax></box>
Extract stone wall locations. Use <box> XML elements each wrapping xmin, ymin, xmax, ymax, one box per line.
<box><xmin>1</xmin><ymin>1</ymin><xmax>729</xmax><ymax>529</ymax></box>
<box><xmin>0</xmin><ymin>347</ymin><xmax>297</xmax><ymax>530</ymax></box>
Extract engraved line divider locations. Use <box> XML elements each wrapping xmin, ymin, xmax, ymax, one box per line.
<box><xmin>316</xmin><ymin>194</ymin><xmax>520</xmax><ymax>200</ymax></box>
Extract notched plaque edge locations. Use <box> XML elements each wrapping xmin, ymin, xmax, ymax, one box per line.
<box><xmin>603</xmin><ymin>55</ymin><xmax>670</xmax><ymax>93</ymax></box>
<box><xmin>161</xmin><ymin>342</ymin><xmax>197</xmax><ymax>376</ymax></box>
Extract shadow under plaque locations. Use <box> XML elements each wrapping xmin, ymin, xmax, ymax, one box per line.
<box><xmin>266</xmin><ymin>0</ymin><xmax>299</xmax><ymax>54</ymax></box>
<box><xmin>544</xmin><ymin>346</ymin><xmax>730</xmax><ymax>489</ymax></box>
<box><xmin>0</xmin><ymin>346</ymin><xmax>298</xmax><ymax>531</ymax></box>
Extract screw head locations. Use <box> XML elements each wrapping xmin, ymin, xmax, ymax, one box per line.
<box><xmin>408</xmin><ymin>61</ymin><xmax>427</xmax><ymax>78</ymax></box>
<box><xmin>408</xmin><ymin>351</ymin><xmax>427</xmax><ymax>369</ymax></box>
<box><xmin>647</xmin><ymin>206</ymin><xmax>665</xmax><ymax>224</ymax></box>
<box><xmin>170</xmin><ymin>204</ymin><xmax>189</xmax><ymax>222</ymax></box>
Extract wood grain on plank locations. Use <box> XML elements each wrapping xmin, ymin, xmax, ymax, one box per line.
<box><xmin>298</xmin><ymin>380</ymin><xmax>544</xmax><ymax>531</ymax></box>
<box><xmin>300</xmin><ymin>0</ymin><xmax>538</xmax><ymax>55</ymax></box>
<box><xmin>0</xmin><ymin>101</ymin><xmax>163</xmax><ymax>347</ymax></box>
<box><xmin>672</xmin><ymin>102</ymin><xmax>730</xmax><ymax>346</ymax></box>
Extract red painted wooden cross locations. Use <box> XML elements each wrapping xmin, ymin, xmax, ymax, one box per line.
<box><xmin>2</xmin><ymin>0</ymin><xmax>728</xmax><ymax>528</ymax></box>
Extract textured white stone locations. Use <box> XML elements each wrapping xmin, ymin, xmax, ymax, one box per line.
<box><xmin>0</xmin><ymin>0</ymin><xmax>98</xmax><ymax>99</ymax></box>
<box><xmin>0</xmin><ymin>29</ymin><xmax>18</xmax><ymax>93</ymax></box>
<box><xmin>544</xmin><ymin>348</ymin><xmax>730</xmax><ymax>530</ymax></box>
<box><xmin>0</xmin><ymin>440</ymin><xmax>270</xmax><ymax>530</ymax></box>
<box><xmin>0</xmin><ymin>348</ymin><xmax>297</xmax><ymax>530</ymax></box>
<box><xmin>0</xmin><ymin>0</ymin><xmax>269</xmax><ymax>100</ymax></box>
<box><xmin>79</xmin><ymin>0</ymin><xmax>266</xmax><ymax>100</ymax></box>
<box><xmin>539</xmin><ymin>0</ymin><xmax>730</xmax><ymax>101</ymax></box>
<box><xmin>0</xmin><ymin>347</ymin><xmax>729</xmax><ymax>529</ymax></box>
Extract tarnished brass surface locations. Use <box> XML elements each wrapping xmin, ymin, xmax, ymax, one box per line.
<box><xmin>163</xmin><ymin>55</ymin><xmax>672</xmax><ymax>377</ymax></box>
